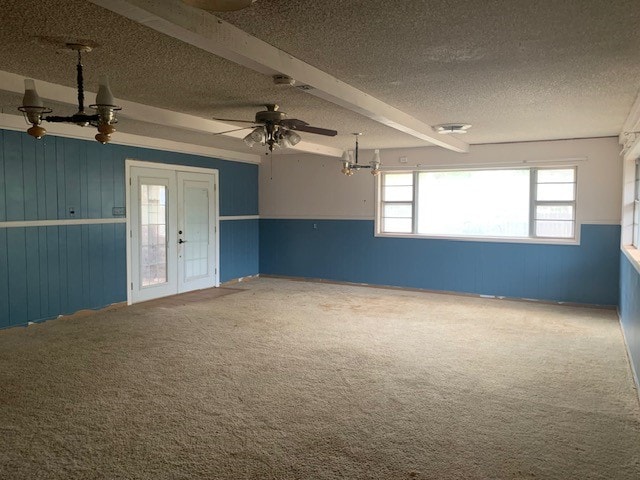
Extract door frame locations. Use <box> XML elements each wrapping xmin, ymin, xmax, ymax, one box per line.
<box><xmin>125</xmin><ymin>159</ymin><xmax>220</xmax><ymax>305</ymax></box>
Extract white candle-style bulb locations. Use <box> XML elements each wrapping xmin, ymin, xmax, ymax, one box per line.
<box><xmin>372</xmin><ymin>149</ymin><xmax>381</xmax><ymax>164</ymax></box>
<box><xmin>95</xmin><ymin>75</ymin><xmax>116</xmax><ymax>106</ymax></box>
<box><xmin>342</xmin><ymin>150</ymin><xmax>350</xmax><ymax>162</ymax></box>
<box><xmin>22</xmin><ymin>79</ymin><xmax>43</xmax><ymax>108</ymax></box>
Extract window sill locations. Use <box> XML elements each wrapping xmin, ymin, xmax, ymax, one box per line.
<box><xmin>374</xmin><ymin>232</ymin><xmax>579</xmax><ymax>245</ymax></box>
<box><xmin>622</xmin><ymin>245</ymin><xmax>640</xmax><ymax>275</ymax></box>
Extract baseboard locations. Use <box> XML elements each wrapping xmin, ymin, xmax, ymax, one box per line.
<box><xmin>221</xmin><ymin>274</ymin><xmax>260</xmax><ymax>286</ymax></box>
<box><xmin>259</xmin><ymin>274</ymin><xmax>617</xmax><ymax>310</ymax></box>
<box><xmin>617</xmin><ymin>308</ymin><xmax>640</xmax><ymax>405</ymax></box>
<box><xmin>0</xmin><ymin>301</ymin><xmax>128</xmax><ymax>331</ymax></box>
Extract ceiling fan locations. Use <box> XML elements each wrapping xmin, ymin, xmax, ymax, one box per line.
<box><xmin>213</xmin><ymin>104</ymin><xmax>338</xmax><ymax>151</ymax></box>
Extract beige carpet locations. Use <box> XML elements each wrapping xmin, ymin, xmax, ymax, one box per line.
<box><xmin>1</xmin><ymin>278</ymin><xmax>639</xmax><ymax>479</ymax></box>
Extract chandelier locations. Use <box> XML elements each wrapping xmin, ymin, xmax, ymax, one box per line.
<box><xmin>341</xmin><ymin>133</ymin><xmax>381</xmax><ymax>176</ymax></box>
<box><xmin>19</xmin><ymin>43</ymin><xmax>121</xmax><ymax>144</ymax></box>
<box><xmin>243</xmin><ymin>125</ymin><xmax>301</xmax><ymax>152</ymax></box>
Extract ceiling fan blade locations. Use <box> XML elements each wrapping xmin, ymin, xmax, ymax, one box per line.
<box><xmin>213</xmin><ymin>126</ymin><xmax>254</xmax><ymax>135</ymax></box>
<box><xmin>212</xmin><ymin>117</ymin><xmax>256</xmax><ymax>124</ymax></box>
<box><xmin>280</xmin><ymin>118</ymin><xmax>309</xmax><ymax>129</ymax></box>
<box><xmin>290</xmin><ymin>124</ymin><xmax>338</xmax><ymax>137</ymax></box>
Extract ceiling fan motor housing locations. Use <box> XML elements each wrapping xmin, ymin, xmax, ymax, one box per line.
<box><xmin>255</xmin><ymin>104</ymin><xmax>286</xmax><ymax>124</ymax></box>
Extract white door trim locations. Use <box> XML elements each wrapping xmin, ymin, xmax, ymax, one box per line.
<box><xmin>125</xmin><ymin>159</ymin><xmax>220</xmax><ymax>305</ymax></box>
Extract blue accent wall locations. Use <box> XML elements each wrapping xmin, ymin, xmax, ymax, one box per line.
<box><xmin>0</xmin><ymin>129</ymin><xmax>259</xmax><ymax>328</ymax></box>
<box><xmin>220</xmin><ymin>219</ymin><xmax>259</xmax><ymax>282</ymax></box>
<box><xmin>260</xmin><ymin>219</ymin><xmax>620</xmax><ymax>306</ymax></box>
<box><xmin>619</xmin><ymin>253</ymin><xmax>640</xmax><ymax>387</ymax></box>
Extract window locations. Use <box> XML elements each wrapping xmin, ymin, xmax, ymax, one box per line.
<box><xmin>634</xmin><ymin>160</ymin><xmax>640</xmax><ymax>248</ymax></box>
<box><xmin>378</xmin><ymin>167</ymin><xmax>577</xmax><ymax>240</ymax></box>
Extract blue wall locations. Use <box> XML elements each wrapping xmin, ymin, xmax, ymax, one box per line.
<box><xmin>220</xmin><ymin>219</ymin><xmax>259</xmax><ymax>282</ymax></box>
<box><xmin>0</xmin><ymin>129</ymin><xmax>259</xmax><ymax>328</ymax></box>
<box><xmin>260</xmin><ymin>219</ymin><xmax>620</xmax><ymax>306</ymax></box>
<box><xmin>619</xmin><ymin>253</ymin><xmax>640</xmax><ymax>387</ymax></box>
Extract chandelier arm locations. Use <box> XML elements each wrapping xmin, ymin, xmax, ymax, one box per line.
<box><xmin>45</xmin><ymin>114</ymin><xmax>100</xmax><ymax>123</ymax></box>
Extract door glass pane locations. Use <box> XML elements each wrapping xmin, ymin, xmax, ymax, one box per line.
<box><xmin>140</xmin><ymin>184</ymin><xmax>167</xmax><ymax>286</ymax></box>
<box><xmin>184</xmin><ymin>187</ymin><xmax>209</xmax><ymax>279</ymax></box>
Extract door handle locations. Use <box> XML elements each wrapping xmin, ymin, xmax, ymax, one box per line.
<box><xmin>178</xmin><ymin>238</ymin><xmax>187</xmax><ymax>244</ymax></box>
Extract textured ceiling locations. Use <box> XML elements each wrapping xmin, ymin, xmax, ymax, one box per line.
<box><xmin>1</xmin><ymin>0</ymin><xmax>639</xmax><ymax>154</ymax></box>
<box><xmin>218</xmin><ymin>0</ymin><xmax>640</xmax><ymax>144</ymax></box>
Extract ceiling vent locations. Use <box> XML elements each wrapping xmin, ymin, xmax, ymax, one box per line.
<box><xmin>182</xmin><ymin>0</ymin><xmax>257</xmax><ymax>12</ymax></box>
<box><xmin>434</xmin><ymin>123</ymin><xmax>472</xmax><ymax>134</ymax></box>
<box><xmin>273</xmin><ymin>75</ymin><xmax>295</xmax><ymax>86</ymax></box>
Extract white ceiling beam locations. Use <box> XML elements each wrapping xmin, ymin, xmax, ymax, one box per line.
<box><xmin>87</xmin><ymin>0</ymin><xmax>470</xmax><ymax>154</ymax></box>
<box><xmin>0</xmin><ymin>112</ymin><xmax>261</xmax><ymax>163</ymax></box>
<box><xmin>0</xmin><ymin>70</ymin><xmax>341</xmax><ymax>158</ymax></box>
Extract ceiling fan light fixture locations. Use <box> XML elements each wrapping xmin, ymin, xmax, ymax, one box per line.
<box><xmin>434</xmin><ymin>123</ymin><xmax>472</xmax><ymax>134</ymax></box>
<box><xmin>282</xmin><ymin>130</ymin><xmax>301</xmax><ymax>148</ymax></box>
<box><xmin>216</xmin><ymin>104</ymin><xmax>337</xmax><ymax>152</ymax></box>
<box><xmin>243</xmin><ymin>131</ymin><xmax>256</xmax><ymax>147</ymax></box>
<box><xmin>249</xmin><ymin>127</ymin><xmax>265</xmax><ymax>143</ymax></box>
<box><xmin>182</xmin><ymin>0</ymin><xmax>257</xmax><ymax>12</ymax></box>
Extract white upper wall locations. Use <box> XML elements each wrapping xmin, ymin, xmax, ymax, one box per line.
<box><xmin>260</xmin><ymin>137</ymin><xmax>622</xmax><ymax>225</ymax></box>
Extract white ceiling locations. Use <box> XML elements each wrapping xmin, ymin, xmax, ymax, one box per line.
<box><xmin>0</xmin><ymin>0</ymin><xmax>639</xmax><ymax>157</ymax></box>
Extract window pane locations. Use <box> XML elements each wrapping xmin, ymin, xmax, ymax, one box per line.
<box><xmin>417</xmin><ymin>169</ymin><xmax>530</xmax><ymax>237</ymax></box>
<box><xmin>537</xmin><ymin>168</ymin><xmax>575</xmax><ymax>183</ymax></box>
<box><xmin>383</xmin><ymin>203</ymin><xmax>412</xmax><ymax>218</ymax></box>
<box><xmin>383</xmin><ymin>173</ymin><xmax>413</xmax><ymax>186</ymax></box>
<box><xmin>536</xmin><ymin>183</ymin><xmax>575</xmax><ymax>201</ymax></box>
<box><xmin>535</xmin><ymin>220</ymin><xmax>574</xmax><ymax>238</ymax></box>
<box><xmin>383</xmin><ymin>185</ymin><xmax>413</xmax><ymax>201</ymax></box>
<box><xmin>634</xmin><ymin>199</ymin><xmax>640</xmax><ymax>248</ymax></box>
<box><xmin>384</xmin><ymin>218</ymin><xmax>412</xmax><ymax>233</ymax></box>
<box><xmin>535</xmin><ymin>205</ymin><xmax>574</xmax><ymax>220</ymax></box>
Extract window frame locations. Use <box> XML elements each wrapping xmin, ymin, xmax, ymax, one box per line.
<box><xmin>633</xmin><ymin>160</ymin><xmax>640</xmax><ymax>249</ymax></box>
<box><xmin>531</xmin><ymin>167</ymin><xmax>577</xmax><ymax>239</ymax></box>
<box><xmin>375</xmin><ymin>165</ymin><xmax>579</xmax><ymax>245</ymax></box>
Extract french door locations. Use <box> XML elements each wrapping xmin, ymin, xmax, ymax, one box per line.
<box><xmin>128</xmin><ymin>164</ymin><xmax>218</xmax><ymax>304</ymax></box>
